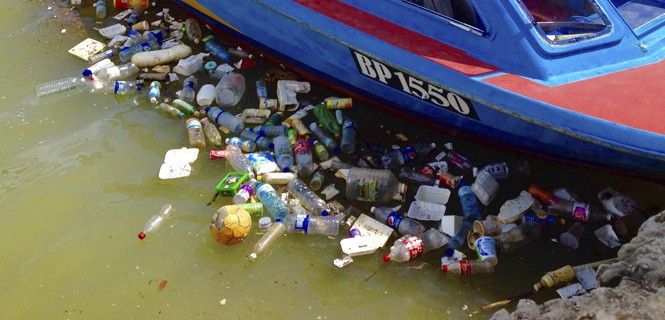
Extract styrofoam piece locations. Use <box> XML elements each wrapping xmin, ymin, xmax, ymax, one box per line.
<box><xmin>98</xmin><ymin>24</ymin><xmax>127</xmax><ymax>39</ymax></box>
<box><xmin>68</xmin><ymin>38</ymin><xmax>106</xmax><ymax>61</ymax></box>
<box><xmin>407</xmin><ymin>201</ymin><xmax>446</xmax><ymax>221</ymax></box>
<box><xmin>349</xmin><ymin>214</ymin><xmax>393</xmax><ymax>249</ymax></box>
<box><xmin>439</xmin><ymin>215</ymin><xmax>463</xmax><ymax>237</ymax></box>
<box><xmin>340</xmin><ymin>236</ymin><xmax>381</xmax><ymax>256</ymax></box>
<box><xmin>498</xmin><ymin>191</ymin><xmax>535</xmax><ymax>223</ymax></box>
<box><xmin>333</xmin><ymin>255</ymin><xmax>354</xmax><ymax>268</ymax></box>
<box><xmin>158</xmin><ymin>148</ymin><xmax>199</xmax><ymax>179</ymax></box>
<box><xmin>415</xmin><ymin>185</ymin><xmax>451</xmax><ymax>205</ymax></box>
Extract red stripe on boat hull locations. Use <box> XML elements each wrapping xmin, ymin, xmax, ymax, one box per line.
<box><xmin>293</xmin><ymin>0</ymin><xmax>497</xmax><ymax>76</ymax></box>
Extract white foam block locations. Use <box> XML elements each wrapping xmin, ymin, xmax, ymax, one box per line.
<box><xmin>350</xmin><ymin>214</ymin><xmax>393</xmax><ymax>248</ymax></box>
<box><xmin>498</xmin><ymin>191</ymin><xmax>535</xmax><ymax>223</ymax></box>
<box><xmin>340</xmin><ymin>236</ymin><xmax>381</xmax><ymax>256</ymax></box>
<box><xmin>439</xmin><ymin>215</ymin><xmax>463</xmax><ymax>237</ymax></box>
<box><xmin>68</xmin><ymin>38</ymin><xmax>106</xmax><ymax>61</ymax></box>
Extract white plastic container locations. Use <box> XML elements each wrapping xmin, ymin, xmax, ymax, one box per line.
<box><xmin>498</xmin><ymin>191</ymin><xmax>535</xmax><ymax>223</ymax></box>
<box><xmin>415</xmin><ymin>185</ymin><xmax>451</xmax><ymax>205</ymax></box>
<box><xmin>196</xmin><ymin>84</ymin><xmax>216</xmax><ymax>107</ymax></box>
<box><xmin>471</xmin><ymin>169</ymin><xmax>499</xmax><ymax>206</ymax></box>
<box><xmin>407</xmin><ymin>201</ymin><xmax>446</xmax><ymax>221</ymax></box>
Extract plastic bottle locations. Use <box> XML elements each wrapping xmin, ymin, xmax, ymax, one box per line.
<box><xmin>89</xmin><ymin>49</ymin><xmax>116</xmax><ymax>64</ymax></box>
<box><xmin>493</xmin><ymin>221</ymin><xmax>543</xmax><ymax>253</ymax></box>
<box><xmin>155</xmin><ymin>103</ymin><xmax>184</xmax><ymax>119</ymax></box>
<box><xmin>548</xmin><ymin>200</ymin><xmax>611</xmax><ymax>224</ymax></box>
<box><xmin>256</xmin><ymin>182</ymin><xmax>289</xmax><ymax>221</ymax></box>
<box><xmin>240</xmin><ymin>129</ymin><xmax>271</xmax><ymax>149</ymax></box>
<box><xmin>216</xmin><ymin>72</ymin><xmax>246</xmax><ymax>107</ymax></box>
<box><xmin>119</xmin><ymin>38</ymin><xmax>159</xmax><ymax>63</ymax></box>
<box><xmin>226</xmin><ymin>137</ymin><xmax>256</xmax><ymax>153</ymax></box>
<box><xmin>437</xmin><ymin>172</ymin><xmax>462</xmax><ymax>189</ymax></box>
<box><xmin>324</xmin><ymin>97</ymin><xmax>352</xmax><ymax>109</ymax></box>
<box><xmin>35</xmin><ymin>76</ymin><xmax>88</xmax><ymax>97</ymax></box>
<box><xmin>95</xmin><ymin>0</ymin><xmax>107</xmax><ymax>19</ymax></box>
<box><xmin>447</xmin><ymin>184</ymin><xmax>483</xmax><ymax>251</ymax></box>
<box><xmin>340</xmin><ymin>118</ymin><xmax>356</xmax><ymax>154</ymax></box>
<box><xmin>257</xmin><ymin>172</ymin><xmax>297</xmax><ymax>184</ymax></box>
<box><xmin>445</xmin><ymin>150</ymin><xmax>474</xmax><ymax>171</ymax></box>
<box><xmin>294</xmin><ymin>138</ymin><xmax>315</xmax><ymax>178</ymax></box>
<box><xmin>206</xmin><ymin>106</ymin><xmax>244</xmax><ymax>133</ymax></box>
<box><xmin>173</xmin><ymin>53</ymin><xmax>207</xmax><ymax>76</ymax></box>
<box><xmin>273</xmin><ymin>135</ymin><xmax>294</xmax><ymax>172</ymax></box>
<box><xmin>381</xmin><ymin>143</ymin><xmax>436</xmax><ymax>170</ymax></box>
<box><xmin>371</xmin><ymin>207</ymin><xmax>425</xmax><ymax>236</ymax></box>
<box><xmin>185</xmin><ymin>118</ymin><xmax>205</xmax><ymax>149</ymax></box>
<box><xmin>248</xmin><ymin>222</ymin><xmax>286</xmax><ymax>261</ymax></box>
<box><xmin>287</xmin><ymin>128</ymin><xmax>298</xmax><ymax>146</ymax></box>
<box><xmin>441</xmin><ymin>260</ymin><xmax>494</xmax><ymax>275</ymax></box>
<box><xmin>233</xmin><ymin>180</ymin><xmax>256</xmax><ymax>204</ymax></box>
<box><xmin>179</xmin><ymin>76</ymin><xmax>197</xmax><ymax>103</ymax></box>
<box><xmin>148</xmin><ymin>81</ymin><xmax>161</xmax><ymax>104</ymax></box>
<box><xmin>313</xmin><ymin>104</ymin><xmax>341</xmax><ymax>137</ymax></box>
<box><xmin>383</xmin><ymin>229</ymin><xmax>449</xmax><ymax>263</ymax></box>
<box><xmin>183</xmin><ymin>18</ymin><xmax>202</xmax><ymax>44</ymax></box>
<box><xmin>172</xmin><ymin>99</ymin><xmax>200</xmax><ymax>117</ymax></box>
<box><xmin>342</xmin><ymin>168</ymin><xmax>407</xmax><ymax>203</ymax></box>
<box><xmin>97</xmin><ymin>62</ymin><xmax>139</xmax><ymax>81</ymax></box>
<box><xmin>131</xmin><ymin>44</ymin><xmax>192</xmax><ymax>68</ymax></box>
<box><xmin>309</xmin><ymin>171</ymin><xmax>324</xmax><ymax>191</ymax></box>
<box><xmin>222</xmin><ymin>145</ymin><xmax>254</xmax><ymax>177</ymax></box>
<box><xmin>256</xmin><ymin>79</ymin><xmax>268</xmax><ymax>101</ymax></box>
<box><xmin>126</xmin><ymin>8</ymin><xmax>142</xmax><ymax>26</ymax></box>
<box><xmin>309</xmin><ymin>123</ymin><xmax>339</xmax><ymax>152</ymax></box>
<box><xmin>254</xmin><ymin>125</ymin><xmax>287</xmax><ymax>137</ymax></box>
<box><xmin>105</xmin><ymin>80</ymin><xmax>142</xmax><ymax>94</ymax></box>
<box><xmin>202</xmin><ymin>35</ymin><xmax>232</xmax><ymax>63</ymax></box>
<box><xmin>399</xmin><ymin>168</ymin><xmax>436</xmax><ymax>185</ymax></box>
<box><xmin>447</xmin><ymin>220</ymin><xmax>472</xmax><ymax>252</ymax></box>
<box><xmin>284</xmin><ymin>214</ymin><xmax>339</xmax><ymax>236</ymax></box>
<box><xmin>264</xmin><ymin>113</ymin><xmax>282</xmax><ymax>127</ymax></box>
<box><xmin>287</xmin><ymin>179</ymin><xmax>329</xmax><ymax>215</ymax></box>
<box><xmin>287</xmin><ymin>118</ymin><xmax>310</xmax><ymax>136</ymax></box>
<box><xmin>137</xmin><ymin>204</ymin><xmax>174</xmax><ymax>240</ymax></box>
<box><xmin>200</xmin><ymin>118</ymin><xmax>223</xmax><ymax>148</ymax></box>
<box><xmin>335</xmin><ymin>110</ymin><xmax>344</xmax><ymax>125</ymax></box>
<box><xmin>311</xmin><ymin>140</ymin><xmax>329</xmax><ymax>162</ymax></box>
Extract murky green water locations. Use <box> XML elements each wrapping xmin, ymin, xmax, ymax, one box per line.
<box><xmin>1</xmin><ymin>1</ymin><xmax>664</xmax><ymax>319</ymax></box>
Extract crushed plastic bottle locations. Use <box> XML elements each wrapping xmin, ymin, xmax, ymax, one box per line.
<box><xmin>240</xmin><ymin>129</ymin><xmax>271</xmax><ymax>150</ymax></box>
<box><xmin>137</xmin><ymin>204</ymin><xmax>174</xmax><ymax>240</ymax></box>
<box><xmin>201</xmin><ymin>118</ymin><xmax>223</xmax><ymax>148</ymax></box>
<box><xmin>294</xmin><ymin>138</ymin><xmax>316</xmax><ymax>178</ymax></box>
<box><xmin>202</xmin><ymin>35</ymin><xmax>232</xmax><ymax>63</ymax></box>
<box><xmin>381</xmin><ymin>143</ymin><xmax>436</xmax><ymax>170</ymax></box>
<box><xmin>309</xmin><ymin>123</ymin><xmax>339</xmax><ymax>152</ymax></box>
<box><xmin>216</xmin><ymin>72</ymin><xmax>245</xmax><ymax>107</ymax></box>
<box><xmin>287</xmin><ymin>179</ymin><xmax>328</xmax><ymax>215</ymax></box>
<box><xmin>284</xmin><ymin>214</ymin><xmax>339</xmax><ymax>236</ymax></box>
<box><xmin>371</xmin><ymin>207</ymin><xmax>425</xmax><ymax>236</ymax></box>
<box><xmin>224</xmin><ymin>145</ymin><xmax>255</xmax><ymax>178</ymax></box>
<box><xmin>179</xmin><ymin>75</ymin><xmax>197</xmax><ymax>103</ymax></box>
<box><xmin>383</xmin><ymin>229</ymin><xmax>449</xmax><ymax>263</ymax></box>
<box><xmin>35</xmin><ymin>76</ymin><xmax>89</xmax><ymax>97</ymax></box>
<box><xmin>184</xmin><ymin>18</ymin><xmax>202</xmax><ymax>44</ymax></box>
<box><xmin>272</xmin><ymin>135</ymin><xmax>294</xmax><ymax>172</ymax></box>
<box><xmin>256</xmin><ymin>182</ymin><xmax>289</xmax><ymax>221</ymax></box>
<box><xmin>341</xmin><ymin>168</ymin><xmax>407</xmax><ymax>203</ymax></box>
<box><xmin>248</xmin><ymin>222</ymin><xmax>286</xmax><ymax>261</ymax></box>
<box><xmin>185</xmin><ymin>118</ymin><xmax>205</xmax><ymax>149</ymax></box>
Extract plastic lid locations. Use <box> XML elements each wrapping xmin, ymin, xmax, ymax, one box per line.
<box><xmin>382</xmin><ymin>253</ymin><xmax>391</xmax><ymax>263</ymax></box>
<box><xmin>137</xmin><ymin>231</ymin><xmax>146</xmax><ymax>240</ymax></box>
<box><xmin>258</xmin><ymin>217</ymin><xmax>272</xmax><ymax>229</ymax></box>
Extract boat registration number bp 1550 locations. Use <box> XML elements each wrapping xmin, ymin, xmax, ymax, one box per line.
<box><xmin>351</xmin><ymin>49</ymin><xmax>478</xmax><ymax>120</ymax></box>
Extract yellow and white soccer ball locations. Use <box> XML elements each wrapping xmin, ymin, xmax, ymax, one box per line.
<box><xmin>209</xmin><ymin>205</ymin><xmax>252</xmax><ymax>245</ymax></box>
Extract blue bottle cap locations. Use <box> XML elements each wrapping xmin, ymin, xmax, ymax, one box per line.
<box><xmin>282</xmin><ymin>167</ymin><xmax>290</xmax><ymax>173</ymax></box>
<box><xmin>321</xmin><ymin>210</ymin><xmax>329</xmax><ymax>216</ymax></box>
<box><xmin>82</xmin><ymin>69</ymin><xmax>93</xmax><ymax>77</ymax></box>
<box><xmin>445</xmin><ymin>248</ymin><xmax>454</xmax><ymax>257</ymax></box>
<box><xmin>268</xmin><ymin>143</ymin><xmax>274</xmax><ymax>149</ymax></box>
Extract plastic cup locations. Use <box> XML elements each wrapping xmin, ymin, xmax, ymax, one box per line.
<box><xmin>466</xmin><ymin>230</ymin><xmax>481</xmax><ymax>249</ymax></box>
<box><xmin>559</xmin><ymin>222</ymin><xmax>584</xmax><ymax>249</ymax></box>
<box><xmin>473</xmin><ymin>215</ymin><xmax>501</xmax><ymax>236</ymax></box>
<box><xmin>474</xmin><ymin>236</ymin><xmax>498</xmax><ymax>266</ymax></box>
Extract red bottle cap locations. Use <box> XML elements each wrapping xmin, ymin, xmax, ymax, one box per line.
<box><xmin>382</xmin><ymin>254</ymin><xmax>391</xmax><ymax>263</ymax></box>
<box><xmin>441</xmin><ymin>264</ymin><xmax>449</xmax><ymax>272</ymax></box>
<box><xmin>137</xmin><ymin>231</ymin><xmax>146</xmax><ymax>240</ymax></box>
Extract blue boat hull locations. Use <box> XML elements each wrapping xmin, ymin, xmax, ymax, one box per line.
<box><xmin>173</xmin><ymin>0</ymin><xmax>665</xmax><ymax>179</ymax></box>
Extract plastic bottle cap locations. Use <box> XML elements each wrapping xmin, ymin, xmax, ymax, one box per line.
<box><xmin>137</xmin><ymin>231</ymin><xmax>146</xmax><ymax>240</ymax></box>
<box><xmin>441</xmin><ymin>264</ymin><xmax>449</xmax><ymax>272</ymax></box>
<box><xmin>370</xmin><ymin>206</ymin><xmax>376</xmax><ymax>213</ymax></box>
<box><xmin>382</xmin><ymin>254</ymin><xmax>392</xmax><ymax>263</ymax></box>
<box><xmin>268</xmin><ymin>143</ymin><xmax>275</xmax><ymax>149</ymax></box>
<box><xmin>349</xmin><ymin>228</ymin><xmax>361</xmax><ymax>238</ymax></box>
<box><xmin>248</xmin><ymin>253</ymin><xmax>257</xmax><ymax>261</ymax></box>
<box><xmin>82</xmin><ymin>69</ymin><xmax>93</xmax><ymax>77</ymax></box>
<box><xmin>258</xmin><ymin>217</ymin><xmax>272</xmax><ymax>229</ymax></box>
<box><xmin>321</xmin><ymin>210</ymin><xmax>329</xmax><ymax>216</ymax></box>
<box><xmin>282</xmin><ymin>167</ymin><xmax>290</xmax><ymax>173</ymax></box>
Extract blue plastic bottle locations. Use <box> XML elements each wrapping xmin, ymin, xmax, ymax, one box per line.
<box><xmin>203</xmin><ymin>35</ymin><xmax>232</xmax><ymax>63</ymax></box>
<box><xmin>256</xmin><ymin>182</ymin><xmax>289</xmax><ymax>221</ymax></box>
<box><xmin>448</xmin><ymin>183</ymin><xmax>482</xmax><ymax>251</ymax></box>
<box><xmin>340</xmin><ymin>118</ymin><xmax>356</xmax><ymax>154</ymax></box>
<box><xmin>309</xmin><ymin>123</ymin><xmax>339</xmax><ymax>153</ymax></box>
<box><xmin>253</xmin><ymin>125</ymin><xmax>287</xmax><ymax>137</ymax></box>
<box><xmin>240</xmin><ymin>129</ymin><xmax>272</xmax><ymax>149</ymax></box>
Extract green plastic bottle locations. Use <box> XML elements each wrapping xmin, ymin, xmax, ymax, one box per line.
<box><xmin>313</xmin><ymin>104</ymin><xmax>341</xmax><ymax>137</ymax></box>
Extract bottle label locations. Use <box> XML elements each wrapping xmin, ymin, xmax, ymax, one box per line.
<box><xmin>385</xmin><ymin>212</ymin><xmax>404</xmax><ymax>230</ymax></box>
<box><xmin>293</xmin><ymin>141</ymin><xmax>310</xmax><ymax>155</ymax></box>
<box><xmin>354</xmin><ymin>178</ymin><xmax>378</xmax><ymax>202</ymax></box>
<box><xmin>402</xmin><ymin>236</ymin><xmax>424</xmax><ymax>260</ymax></box>
<box><xmin>399</xmin><ymin>147</ymin><xmax>417</xmax><ymax>164</ymax></box>
<box><xmin>571</xmin><ymin>203</ymin><xmax>590</xmax><ymax>222</ymax></box>
<box><xmin>294</xmin><ymin>214</ymin><xmax>309</xmax><ymax>232</ymax></box>
<box><xmin>460</xmin><ymin>260</ymin><xmax>472</xmax><ymax>276</ymax></box>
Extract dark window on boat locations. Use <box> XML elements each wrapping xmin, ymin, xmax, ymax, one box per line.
<box><xmin>518</xmin><ymin>0</ymin><xmax>610</xmax><ymax>44</ymax></box>
<box><xmin>609</xmin><ymin>0</ymin><xmax>665</xmax><ymax>32</ymax></box>
<box><xmin>404</xmin><ymin>0</ymin><xmax>486</xmax><ymax>32</ymax></box>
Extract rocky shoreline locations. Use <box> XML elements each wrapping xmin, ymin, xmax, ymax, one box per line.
<box><xmin>492</xmin><ymin>211</ymin><xmax>665</xmax><ymax>320</ymax></box>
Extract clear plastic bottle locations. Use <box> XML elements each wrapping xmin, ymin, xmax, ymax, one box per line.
<box><xmin>371</xmin><ymin>207</ymin><xmax>425</xmax><ymax>236</ymax></box>
<box><xmin>284</xmin><ymin>214</ymin><xmax>339</xmax><ymax>236</ymax></box>
<box><xmin>340</xmin><ymin>118</ymin><xmax>356</xmax><ymax>154</ymax></box>
<box><xmin>273</xmin><ymin>135</ymin><xmax>294</xmax><ymax>172</ymax></box>
<box><xmin>294</xmin><ymin>138</ymin><xmax>315</xmax><ymax>178</ymax></box>
<box><xmin>383</xmin><ymin>229</ymin><xmax>449</xmax><ymax>263</ymax></box>
<box><xmin>89</xmin><ymin>49</ymin><xmax>116</xmax><ymax>64</ymax></box>
<box><xmin>226</xmin><ymin>137</ymin><xmax>256</xmax><ymax>153</ymax></box>
<box><xmin>548</xmin><ymin>200</ymin><xmax>611</xmax><ymax>223</ymax></box>
<box><xmin>441</xmin><ymin>260</ymin><xmax>494</xmax><ymax>275</ymax></box>
<box><xmin>119</xmin><ymin>39</ymin><xmax>158</xmax><ymax>63</ymax></box>
<box><xmin>256</xmin><ymin>182</ymin><xmax>289</xmax><ymax>221</ymax></box>
<box><xmin>172</xmin><ymin>99</ymin><xmax>201</xmax><ymax>117</ymax></box>
<box><xmin>202</xmin><ymin>35</ymin><xmax>232</xmax><ymax>63</ymax></box>
<box><xmin>108</xmin><ymin>80</ymin><xmax>143</xmax><ymax>94</ymax></box>
<box><xmin>216</xmin><ymin>72</ymin><xmax>246</xmax><ymax>107</ymax></box>
<box><xmin>312</xmin><ymin>140</ymin><xmax>329</xmax><ymax>162</ymax></box>
<box><xmin>254</xmin><ymin>125</ymin><xmax>287</xmax><ymax>137</ymax></box>
<box><xmin>459</xmin><ymin>184</ymin><xmax>482</xmax><ymax>222</ymax></box>
<box><xmin>248</xmin><ymin>221</ymin><xmax>286</xmax><ymax>261</ymax></box>
<box><xmin>155</xmin><ymin>103</ymin><xmax>184</xmax><ymax>119</ymax></box>
<box><xmin>309</xmin><ymin>171</ymin><xmax>324</xmax><ymax>191</ymax></box>
<box><xmin>233</xmin><ymin>180</ymin><xmax>256</xmax><ymax>204</ymax></box>
<box><xmin>185</xmin><ymin>118</ymin><xmax>205</xmax><ymax>149</ymax></box>
<box><xmin>224</xmin><ymin>145</ymin><xmax>255</xmax><ymax>177</ymax></box>
<box><xmin>206</xmin><ymin>106</ymin><xmax>244</xmax><ymax>133</ymax></box>
<box><xmin>95</xmin><ymin>0</ymin><xmax>107</xmax><ymax>19</ymax></box>
<box><xmin>309</xmin><ymin>123</ymin><xmax>339</xmax><ymax>152</ymax></box>
<box><xmin>179</xmin><ymin>76</ymin><xmax>197</xmax><ymax>103</ymax></box>
<box><xmin>35</xmin><ymin>76</ymin><xmax>88</xmax><ymax>97</ymax></box>
<box><xmin>240</xmin><ymin>129</ymin><xmax>271</xmax><ymax>149</ymax></box>
<box><xmin>399</xmin><ymin>168</ymin><xmax>436</xmax><ymax>185</ymax></box>
<box><xmin>493</xmin><ymin>221</ymin><xmax>543</xmax><ymax>253</ymax></box>
<box><xmin>287</xmin><ymin>179</ymin><xmax>328</xmax><ymax>215</ymax></box>
<box><xmin>148</xmin><ymin>81</ymin><xmax>161</xmax><ymax>104</ymax></box>
<box><xmin>257</xmin><ymin>172</ymin><xmax>296</xmax><ymax>185</ymax></box>
<box><xmin>200</xmin><ymin>118</ymin><xmax>223</xmax><ymax>148</ymax></box>
<box><xmin>342</xmin><ymin>168</ymin><xmax>407</xmax><ymax>203</ymax></box>
<box><xmin>183</xmin><ymin>18</ymin><xmax>202</xmax><ymax>44</ymax></box>
<box><xmin>381</xmin><ymin>143</ymin><xmax>436</xmax><ymax>170</ymax></box>
<box><xmin>137</xmin><ymin>204</ymin><xmax>174</xmax><ymax>240</ymax></box>
<box><xmin>174</xmin><ymin>53</ymin><xmax>207</xmax><ymax>76</ymax></box>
